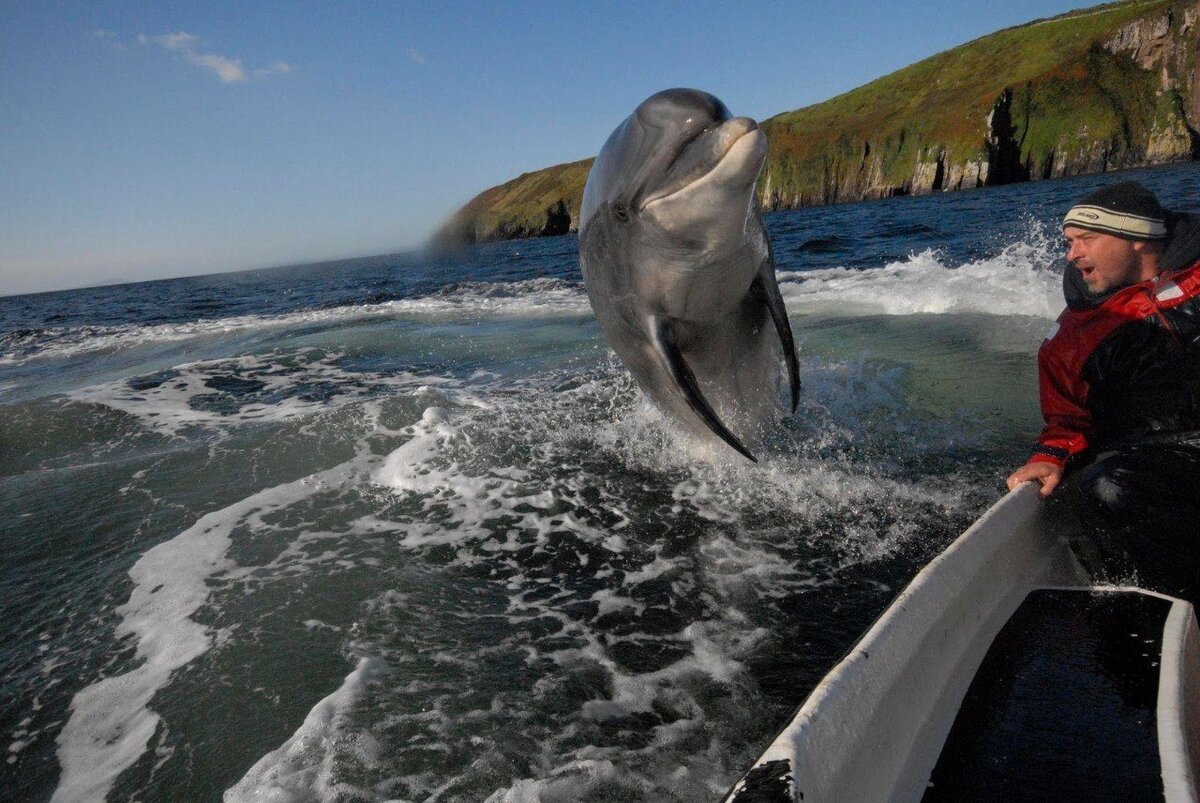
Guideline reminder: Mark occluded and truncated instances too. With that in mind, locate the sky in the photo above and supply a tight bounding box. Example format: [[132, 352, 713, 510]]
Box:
[[1, 0, 1096, 296]]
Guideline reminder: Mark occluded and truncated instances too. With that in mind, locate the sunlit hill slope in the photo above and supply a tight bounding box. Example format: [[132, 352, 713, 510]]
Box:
[[434, 0, 1199, 246]]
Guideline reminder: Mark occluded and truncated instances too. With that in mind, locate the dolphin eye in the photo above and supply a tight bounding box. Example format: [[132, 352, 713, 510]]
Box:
[[613, 203, 630, 223]]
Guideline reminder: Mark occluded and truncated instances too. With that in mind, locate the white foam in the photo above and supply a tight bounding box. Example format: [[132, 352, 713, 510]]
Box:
[[371, 405, 588, 552], [486, 759, 640, 802], [368, 357, 963, 573], [65, 349, 979, 802], [51, 459, 364, 803], [223, 657, 383, 803], [778, 225, 1064, 319], [67, 349, 461, 437], [485, 613, 769, 801], [352, 360, 967, 800]]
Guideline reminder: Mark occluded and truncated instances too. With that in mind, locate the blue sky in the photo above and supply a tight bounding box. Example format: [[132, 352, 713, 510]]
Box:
[[2, 1, 1091, 296]]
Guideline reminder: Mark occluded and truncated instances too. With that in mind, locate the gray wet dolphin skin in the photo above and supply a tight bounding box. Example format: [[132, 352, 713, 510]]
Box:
[[578, 88, 799, 461]]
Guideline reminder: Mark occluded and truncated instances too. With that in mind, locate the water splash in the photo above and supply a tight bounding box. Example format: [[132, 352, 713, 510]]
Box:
[[778, 219, 1064, 318]]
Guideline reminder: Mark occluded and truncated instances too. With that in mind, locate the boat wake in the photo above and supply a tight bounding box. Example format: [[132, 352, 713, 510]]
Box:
[[45, 349, 983, 802]]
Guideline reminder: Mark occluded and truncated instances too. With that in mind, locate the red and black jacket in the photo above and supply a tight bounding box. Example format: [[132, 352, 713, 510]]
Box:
[[1029, 213, 1200, 468]]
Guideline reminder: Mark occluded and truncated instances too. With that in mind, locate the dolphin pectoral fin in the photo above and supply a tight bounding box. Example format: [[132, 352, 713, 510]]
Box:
[[755, 255, 801, 413], [651, 316, 758, 463]]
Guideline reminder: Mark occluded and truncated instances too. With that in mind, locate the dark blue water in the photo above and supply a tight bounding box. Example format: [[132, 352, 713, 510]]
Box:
[[1, 162, 1197, 802], [7, 164, 1195, 335]]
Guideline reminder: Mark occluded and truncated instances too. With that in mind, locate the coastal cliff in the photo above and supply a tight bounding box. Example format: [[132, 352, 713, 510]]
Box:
[[434, 0, 1199, 246]]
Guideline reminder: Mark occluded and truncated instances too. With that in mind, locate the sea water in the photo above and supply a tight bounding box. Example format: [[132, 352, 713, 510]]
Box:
[[2, 163, 1197, 801]]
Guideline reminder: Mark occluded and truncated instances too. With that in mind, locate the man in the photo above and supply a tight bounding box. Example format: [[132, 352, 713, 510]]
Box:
[[1006, 180, 1200, 599]]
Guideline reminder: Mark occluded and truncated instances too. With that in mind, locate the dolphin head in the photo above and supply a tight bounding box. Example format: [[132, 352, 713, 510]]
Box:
[[580, 89, 768, 295], [579, 89, 798, 462]]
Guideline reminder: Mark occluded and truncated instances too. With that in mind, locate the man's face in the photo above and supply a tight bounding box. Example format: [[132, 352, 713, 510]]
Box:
[[1063, 226, 1147, 293]]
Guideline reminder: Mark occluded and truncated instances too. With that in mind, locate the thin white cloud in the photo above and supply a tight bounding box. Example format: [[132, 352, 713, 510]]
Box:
[[254, 62, 296, 78], [139, 30, 293, 85], [410, 48, 426, 64], [87, 29, 128, 51], [154, 32, 201, 52], [190, 52, 246, 83]]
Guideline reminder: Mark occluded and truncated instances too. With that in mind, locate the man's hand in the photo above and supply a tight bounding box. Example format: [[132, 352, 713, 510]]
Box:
[[1006, 461, 1063, 497]]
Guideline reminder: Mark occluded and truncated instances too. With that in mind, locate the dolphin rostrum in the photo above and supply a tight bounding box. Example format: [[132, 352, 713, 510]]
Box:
[[578, 88, 799, 461]]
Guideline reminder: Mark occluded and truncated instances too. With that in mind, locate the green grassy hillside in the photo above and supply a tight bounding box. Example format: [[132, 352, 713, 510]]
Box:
[[432, 159, 592, 246], [435, 0, 1198, 245]]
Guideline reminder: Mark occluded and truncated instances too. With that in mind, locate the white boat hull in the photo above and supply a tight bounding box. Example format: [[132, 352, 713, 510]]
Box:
[[725, 484, 1200, 802]]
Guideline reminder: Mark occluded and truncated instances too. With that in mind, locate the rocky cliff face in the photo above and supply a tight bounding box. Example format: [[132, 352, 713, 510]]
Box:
[[438, 1, 1200, 246], [758, 0, 1199, 212], [1105, 3, 1200, 161]]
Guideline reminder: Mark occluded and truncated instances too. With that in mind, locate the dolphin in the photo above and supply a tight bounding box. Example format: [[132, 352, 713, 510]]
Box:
[[578, 88, 799, 461]]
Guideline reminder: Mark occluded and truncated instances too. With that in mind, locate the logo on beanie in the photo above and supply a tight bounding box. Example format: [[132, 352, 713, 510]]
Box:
[[1062, 181, 1168, 239]]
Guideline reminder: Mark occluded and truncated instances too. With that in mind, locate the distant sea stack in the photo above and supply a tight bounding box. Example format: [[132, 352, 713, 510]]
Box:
[[433, 0, 1200, 247]]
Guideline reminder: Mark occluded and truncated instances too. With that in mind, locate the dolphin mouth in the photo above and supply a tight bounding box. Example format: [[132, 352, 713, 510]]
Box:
[[639, 117, 764, 210]]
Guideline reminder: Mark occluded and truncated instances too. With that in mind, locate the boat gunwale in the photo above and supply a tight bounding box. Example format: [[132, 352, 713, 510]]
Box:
[[723, 483, 1082, 802]]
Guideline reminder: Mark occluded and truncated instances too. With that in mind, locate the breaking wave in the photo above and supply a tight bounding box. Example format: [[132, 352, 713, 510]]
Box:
[[777, 222, 1065, 319], [0, 278, 590, 367]]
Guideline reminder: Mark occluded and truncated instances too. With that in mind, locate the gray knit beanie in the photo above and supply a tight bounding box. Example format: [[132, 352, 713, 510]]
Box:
[[1063, 181, 1167, 240]]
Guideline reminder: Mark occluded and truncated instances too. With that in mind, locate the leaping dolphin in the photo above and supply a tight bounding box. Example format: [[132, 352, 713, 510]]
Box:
[[578, 88, 799, 461]]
